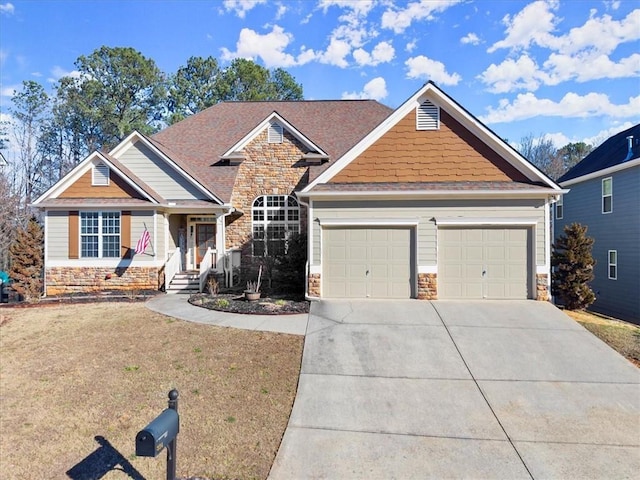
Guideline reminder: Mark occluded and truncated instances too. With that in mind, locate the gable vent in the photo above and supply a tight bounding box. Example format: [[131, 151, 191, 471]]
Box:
[[268, 123, 284, 143], [92, 162, 110, 186], [417, 99, 439, 131]]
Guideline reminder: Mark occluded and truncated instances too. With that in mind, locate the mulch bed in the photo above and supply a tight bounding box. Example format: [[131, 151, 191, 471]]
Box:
[[189, 293, 310, 315]]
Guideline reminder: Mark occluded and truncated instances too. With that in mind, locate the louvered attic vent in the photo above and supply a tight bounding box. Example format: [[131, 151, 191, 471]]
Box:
[[92, 162, 110, 186], [417, 99, 439, 131], [268, 123, 284, 143]]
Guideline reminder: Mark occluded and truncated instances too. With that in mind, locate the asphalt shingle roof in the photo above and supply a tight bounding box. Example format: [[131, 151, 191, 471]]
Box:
[[558, 123, 640, 183], [151, 100, 393, 203]]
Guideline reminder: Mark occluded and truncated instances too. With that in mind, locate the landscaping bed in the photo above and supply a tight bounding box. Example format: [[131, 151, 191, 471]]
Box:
[[189, 292, 310, 315]]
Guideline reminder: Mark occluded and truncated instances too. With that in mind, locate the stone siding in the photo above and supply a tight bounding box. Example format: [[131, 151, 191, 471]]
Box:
[[46, 266, 161, 296], [225, 130, 309, 259], [308, 273, 321, 297], [536, 273, 549, 301], [417, 273, 437, 300]]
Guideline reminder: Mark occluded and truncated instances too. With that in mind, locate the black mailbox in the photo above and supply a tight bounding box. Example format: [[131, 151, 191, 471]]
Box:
[[136, 408, 179, 457]]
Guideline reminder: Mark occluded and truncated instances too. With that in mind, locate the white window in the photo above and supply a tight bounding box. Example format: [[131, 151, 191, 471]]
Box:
[[556, 196, 563, 220], [416, 99, 439, 130], [92, 162, 110, 186], [252, 195, 299, 256], [268, 123, 284, 143], [608, 250, 617, 280], [80, 211, 120, 258], [602, 177, 612, 213]]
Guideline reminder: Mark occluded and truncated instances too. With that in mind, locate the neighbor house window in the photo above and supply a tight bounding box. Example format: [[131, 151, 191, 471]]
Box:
[[556, 196, 563, 220], [80, 211, 120, 258], [252, 195, 299, 256], [608, 250, 617, 280], [602, 177, 612, 213]]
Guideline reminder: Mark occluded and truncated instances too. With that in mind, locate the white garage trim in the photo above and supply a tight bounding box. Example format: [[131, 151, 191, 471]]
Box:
[[319, 218, 420, 226], [436, 217, 537, 226]]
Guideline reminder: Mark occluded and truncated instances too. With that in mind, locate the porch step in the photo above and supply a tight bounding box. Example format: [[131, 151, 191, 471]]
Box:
[[167, 271, 200, 294]]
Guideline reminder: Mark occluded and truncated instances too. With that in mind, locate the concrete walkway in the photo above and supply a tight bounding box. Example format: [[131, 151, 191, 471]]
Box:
[[145, 294, 308, 335], [269, 299, 640, 479]]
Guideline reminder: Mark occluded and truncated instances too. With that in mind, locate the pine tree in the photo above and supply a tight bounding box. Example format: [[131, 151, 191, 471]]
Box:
[[9, 217, 44, 302], [551, 223, 596, 310]]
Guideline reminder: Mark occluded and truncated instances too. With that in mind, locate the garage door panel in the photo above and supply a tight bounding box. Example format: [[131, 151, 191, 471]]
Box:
[[439, 228, 530, 300], [323, 227, 412, 299]]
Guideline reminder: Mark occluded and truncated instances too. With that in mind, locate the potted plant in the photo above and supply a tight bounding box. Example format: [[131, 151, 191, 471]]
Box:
[[244, 265, 262, 301]]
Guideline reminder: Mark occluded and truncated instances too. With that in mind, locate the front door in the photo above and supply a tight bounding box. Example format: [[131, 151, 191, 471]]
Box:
[[195, 224, 215, 267]]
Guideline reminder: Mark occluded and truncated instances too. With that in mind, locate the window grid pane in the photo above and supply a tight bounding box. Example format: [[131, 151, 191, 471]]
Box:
[[252, 195, 300, 256], [80, 211, 121, 258]]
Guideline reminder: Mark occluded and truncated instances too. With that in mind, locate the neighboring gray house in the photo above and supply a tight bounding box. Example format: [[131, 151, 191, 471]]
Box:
[[555, 124, 640, 323]]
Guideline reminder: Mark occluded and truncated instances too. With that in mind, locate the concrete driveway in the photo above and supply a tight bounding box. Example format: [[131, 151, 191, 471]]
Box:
[[269, 300, 640, 479]]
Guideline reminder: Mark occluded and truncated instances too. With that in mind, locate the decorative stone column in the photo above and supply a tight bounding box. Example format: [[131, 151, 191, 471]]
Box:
[[536, 273, 549, 301], [417, 273, 437, 300], [308, 273, 321, 298]]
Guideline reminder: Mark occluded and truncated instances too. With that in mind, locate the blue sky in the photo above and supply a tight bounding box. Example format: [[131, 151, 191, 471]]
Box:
[[1, 0, 638, 150]]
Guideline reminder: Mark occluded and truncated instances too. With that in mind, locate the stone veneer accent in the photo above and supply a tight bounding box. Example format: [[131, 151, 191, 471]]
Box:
[[46, 266, 161, 296], [417, 273, 437, 300], [225, 130, 309, 259], [308, 273, 321, 297], [536, 273, 549, 301]]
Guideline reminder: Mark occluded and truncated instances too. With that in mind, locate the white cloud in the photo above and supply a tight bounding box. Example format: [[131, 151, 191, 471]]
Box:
[[405, 55, 461, 85], [318, 37, 351, 67], [342, 77, 388, 100], [544, 52, 640, 84], [460, 33, 480, 45], [0, 84, 20, 97], [353, 41, 395, 66], [319, 0, 376, 18], [479, 55, 548, 93], [606, 1, 621, 10], [275, 2, 287, 20], [222, 0, 266, 18], [0, 2, 14, 15], [480, 92, 640, 124], [381, 0, 461, 34], [487, 0, 559, 53], [220, 25, 316, 68], [405, 40, 417, 53], [48, 66, 82, 83]]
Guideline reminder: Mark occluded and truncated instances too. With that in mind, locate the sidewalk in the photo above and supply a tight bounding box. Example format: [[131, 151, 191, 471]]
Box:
[[145, 294, 308, 336]]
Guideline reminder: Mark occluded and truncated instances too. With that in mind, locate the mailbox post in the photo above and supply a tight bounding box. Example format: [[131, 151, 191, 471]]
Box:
[[136, 389, 179, 480]]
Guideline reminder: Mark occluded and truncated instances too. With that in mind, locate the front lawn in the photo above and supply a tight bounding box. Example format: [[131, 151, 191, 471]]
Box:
[[565, 309, 640, 367], [0, 302, 303, 479]]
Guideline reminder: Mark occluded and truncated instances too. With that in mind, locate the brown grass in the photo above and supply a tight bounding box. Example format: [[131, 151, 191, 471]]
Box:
[[0, 302, 303, 479], [565, 310, 640, 367]]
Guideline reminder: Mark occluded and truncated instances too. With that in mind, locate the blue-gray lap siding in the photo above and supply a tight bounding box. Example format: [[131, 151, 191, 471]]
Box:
[[555, 166, 640, 323]]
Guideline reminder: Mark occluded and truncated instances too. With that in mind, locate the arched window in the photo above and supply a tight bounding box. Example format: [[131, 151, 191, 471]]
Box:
[[252, 195, 299, 256]]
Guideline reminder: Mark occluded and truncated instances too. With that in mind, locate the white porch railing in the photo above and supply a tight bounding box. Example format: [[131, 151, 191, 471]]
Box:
[[165, 248, 182, 290], [199, 248, 216, 292]]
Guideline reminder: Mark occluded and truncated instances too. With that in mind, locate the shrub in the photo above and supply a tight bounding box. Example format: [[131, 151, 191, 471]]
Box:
[[552, 222, 596, 310], [9, 217, 44, 302]]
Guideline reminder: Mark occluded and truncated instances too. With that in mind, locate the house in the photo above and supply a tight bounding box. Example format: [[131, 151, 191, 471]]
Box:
[[33, 82, 562, 300], [555, 124, 640, 322]]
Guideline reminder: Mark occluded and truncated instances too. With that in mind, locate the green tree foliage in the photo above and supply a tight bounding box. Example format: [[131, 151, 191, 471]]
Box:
[[168, 57, 303, 124], [54, 46, 166, 151], [552, 223, 596, 310], [519, 135, 593, 180], [9, 217, 44, 302], [218, 58, 303, 102], [168, 56, 222, 124]]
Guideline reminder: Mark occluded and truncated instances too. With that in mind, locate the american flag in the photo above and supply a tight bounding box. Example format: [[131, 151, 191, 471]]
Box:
[[135, 228, 151, 255]]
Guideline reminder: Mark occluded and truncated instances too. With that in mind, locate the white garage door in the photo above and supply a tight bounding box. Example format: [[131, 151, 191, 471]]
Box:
[[439, 227, 530, 299], [323, 227, 412, 298]]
